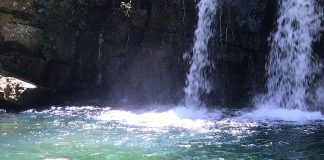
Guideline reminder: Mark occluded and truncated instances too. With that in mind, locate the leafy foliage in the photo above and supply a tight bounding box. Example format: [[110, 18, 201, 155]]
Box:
[[120, 1, 133, 17]]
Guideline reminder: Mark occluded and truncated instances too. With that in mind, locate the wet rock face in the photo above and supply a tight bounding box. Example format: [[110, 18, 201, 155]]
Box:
[[224, 0, 269, 33], [1, 23, 43, 52], [106, 45, 185, 105], [0, 0, 303, 107], [93, 0, 274, 106], [205, 0, 275, 106], [99, 1, 193, 105]]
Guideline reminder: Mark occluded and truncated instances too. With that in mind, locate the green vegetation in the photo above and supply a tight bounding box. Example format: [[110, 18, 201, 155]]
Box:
[[120, 0, 133, 17]]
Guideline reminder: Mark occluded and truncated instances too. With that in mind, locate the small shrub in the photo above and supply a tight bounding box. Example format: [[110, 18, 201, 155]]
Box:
[[120, 0, 132, 17]]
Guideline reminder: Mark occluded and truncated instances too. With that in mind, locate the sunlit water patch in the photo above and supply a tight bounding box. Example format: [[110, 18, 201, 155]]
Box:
[[0, 106, 324, 159], [96, 106, 221, 130]]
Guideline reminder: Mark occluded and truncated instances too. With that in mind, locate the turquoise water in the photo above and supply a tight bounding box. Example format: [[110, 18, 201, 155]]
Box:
[[0, 106, 324, 160]]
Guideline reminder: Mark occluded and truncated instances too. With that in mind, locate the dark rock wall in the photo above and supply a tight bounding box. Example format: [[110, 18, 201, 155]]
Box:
[[207, 0, 277, 106], [101, 0, 196, 105], [0, 0, 322, 107], [97, 0, 276, 107]]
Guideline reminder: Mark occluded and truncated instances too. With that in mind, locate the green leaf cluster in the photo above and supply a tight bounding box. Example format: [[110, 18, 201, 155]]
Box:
[[120, 1, 133, 17]]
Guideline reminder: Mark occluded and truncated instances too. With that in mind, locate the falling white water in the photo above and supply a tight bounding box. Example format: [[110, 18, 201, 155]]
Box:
[[257, 0, 324, 110], [184, 0, 218, 107]]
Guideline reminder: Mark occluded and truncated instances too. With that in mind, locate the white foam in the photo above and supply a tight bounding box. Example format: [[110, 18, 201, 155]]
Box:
[[239, 105, 323, 122], [95, 106, 221, 130]]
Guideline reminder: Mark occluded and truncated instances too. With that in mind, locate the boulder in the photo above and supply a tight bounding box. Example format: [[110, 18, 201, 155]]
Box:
[[0, 12, 27, 29], [0, 54, 46, 83], [0, 0, 34, 15], [0, 13, 29, 44], [0, 74, 50, 111], [1, 23, 44, 52]]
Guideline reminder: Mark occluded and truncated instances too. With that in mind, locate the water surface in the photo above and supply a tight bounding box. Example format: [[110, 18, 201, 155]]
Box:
[[0, 106, 324, 160]]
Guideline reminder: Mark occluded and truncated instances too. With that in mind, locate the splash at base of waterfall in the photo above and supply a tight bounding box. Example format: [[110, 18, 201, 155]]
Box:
[[239, 106, 323, 122], [96, 106, 221, 130]]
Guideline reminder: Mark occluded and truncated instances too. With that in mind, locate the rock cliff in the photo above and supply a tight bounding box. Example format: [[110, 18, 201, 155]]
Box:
[[0, 0, 322, 108]]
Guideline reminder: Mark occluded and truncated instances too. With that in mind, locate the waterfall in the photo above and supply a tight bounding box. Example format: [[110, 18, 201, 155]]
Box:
[[257, 0, 324, 110], [184, 0, 218, 107]]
